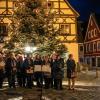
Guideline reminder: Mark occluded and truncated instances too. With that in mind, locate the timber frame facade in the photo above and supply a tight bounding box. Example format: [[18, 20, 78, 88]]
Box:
[[0, 0, 80, 62], [84, 14, 100, 67]]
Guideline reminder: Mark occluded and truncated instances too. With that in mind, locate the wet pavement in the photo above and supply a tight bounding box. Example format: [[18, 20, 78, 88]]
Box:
[[0, 71, 100, 100]]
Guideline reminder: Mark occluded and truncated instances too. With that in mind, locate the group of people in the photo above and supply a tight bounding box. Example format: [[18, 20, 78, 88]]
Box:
[[0, 52, 76, 90]]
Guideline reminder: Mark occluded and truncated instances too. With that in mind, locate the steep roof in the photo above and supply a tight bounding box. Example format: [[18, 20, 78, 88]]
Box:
[[77, 21, 88, 43]]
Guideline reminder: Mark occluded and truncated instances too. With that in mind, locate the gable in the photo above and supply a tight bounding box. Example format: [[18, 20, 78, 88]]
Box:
[[84, 14, 100, 42], [48, 0, 79, 17], [64, 0, 79, 17]]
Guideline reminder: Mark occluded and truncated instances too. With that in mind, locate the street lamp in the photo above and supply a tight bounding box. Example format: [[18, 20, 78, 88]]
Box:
[[25, 46, 37, 53], [25, 46, 31, 53]]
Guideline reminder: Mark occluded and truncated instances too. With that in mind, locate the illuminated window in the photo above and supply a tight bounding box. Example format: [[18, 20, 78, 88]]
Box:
[[60, 24, 70, 34]]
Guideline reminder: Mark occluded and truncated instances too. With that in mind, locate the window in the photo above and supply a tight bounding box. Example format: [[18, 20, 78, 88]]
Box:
[[86, 44, 89, 52], [60, 24, 70, 34], [91, 30, 94, 38], [97, 41, 100, 51], [90, 43, 93, 52], [97, 57, 100, 67], [79, 58, 84, 63], [84, 45, 86, 53], [92, 58, 96, 67], [86, 58, 90, 65], [0, 24, 8, 36], [80, 45, 83, 52], [93, 42, 97, 51]]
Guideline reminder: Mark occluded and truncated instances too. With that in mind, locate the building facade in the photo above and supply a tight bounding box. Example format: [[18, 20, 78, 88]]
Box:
[[0, 0, 79, 62], [84, 14, 100, 67]]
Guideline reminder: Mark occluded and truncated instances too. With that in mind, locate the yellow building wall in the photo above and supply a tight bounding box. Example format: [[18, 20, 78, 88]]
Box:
[[49, 0, 79, 62], [64, 43, 79, 62]]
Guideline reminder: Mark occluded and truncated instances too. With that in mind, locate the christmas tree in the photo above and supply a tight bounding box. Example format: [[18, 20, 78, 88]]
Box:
[[4, 0, 67, 55]]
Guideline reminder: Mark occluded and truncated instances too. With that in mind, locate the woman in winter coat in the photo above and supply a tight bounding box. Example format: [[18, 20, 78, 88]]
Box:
[[66, 54, 76, 90]]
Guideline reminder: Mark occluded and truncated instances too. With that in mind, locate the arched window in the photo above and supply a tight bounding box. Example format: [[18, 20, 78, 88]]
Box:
[[91, 30, 94, 38]]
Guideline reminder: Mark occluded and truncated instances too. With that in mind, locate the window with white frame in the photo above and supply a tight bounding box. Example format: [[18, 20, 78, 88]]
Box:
[[90, 43, 93, 52], [60, 24, 70, 34], [91, 30, 94, 38], [86, 44, 89, 52], [80, 45, 83, 52], [88, 44, 90, 52], [93, 42, 97, 51], [97, 41, 100, 51]]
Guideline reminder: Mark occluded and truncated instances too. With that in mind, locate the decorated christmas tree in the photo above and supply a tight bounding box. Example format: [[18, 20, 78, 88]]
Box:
[[4, 0, 67, 55]]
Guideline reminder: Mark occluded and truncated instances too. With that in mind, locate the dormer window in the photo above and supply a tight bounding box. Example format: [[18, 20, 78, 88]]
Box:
[[91, 30, 94, 38]]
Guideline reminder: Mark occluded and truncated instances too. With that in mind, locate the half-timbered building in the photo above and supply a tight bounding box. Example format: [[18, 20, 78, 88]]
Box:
[[84, 13, 100, 67], [0, 0, 79, 62]]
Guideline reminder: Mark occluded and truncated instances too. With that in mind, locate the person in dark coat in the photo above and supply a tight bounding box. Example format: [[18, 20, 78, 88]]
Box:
[[16, 55, 24, 87], [66, 54, 76, 90], [5, 53, 17, 88], [33, 54, 42, 88], [23, 55, 33, 88], [56, 55, 64, 90], [0, 54, 5, 88], [50, 54, 59, 89]]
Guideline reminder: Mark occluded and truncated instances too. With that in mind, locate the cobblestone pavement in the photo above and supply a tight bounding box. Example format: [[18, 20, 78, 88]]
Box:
[[0, 86, 100, 100], [0, 71, 100, 100]]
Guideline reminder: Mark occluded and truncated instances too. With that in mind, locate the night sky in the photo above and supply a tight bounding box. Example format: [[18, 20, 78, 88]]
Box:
[[67, 0, 100, 21]]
